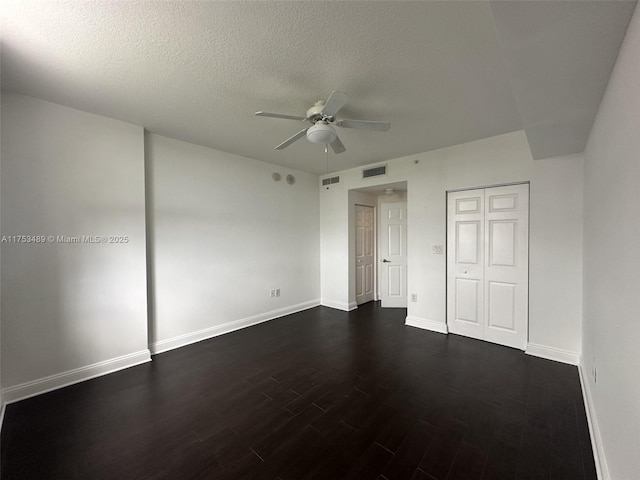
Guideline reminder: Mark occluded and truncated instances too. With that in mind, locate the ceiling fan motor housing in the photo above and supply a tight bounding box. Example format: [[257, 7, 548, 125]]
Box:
[[307, 121, 337, 144], [306, 101, 328, 122]]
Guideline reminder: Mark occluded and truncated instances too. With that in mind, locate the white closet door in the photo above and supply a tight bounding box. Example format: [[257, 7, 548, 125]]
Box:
[[447, 189, 485, 340], [447, 184, 529, 350], [483, 184, 529, 349]]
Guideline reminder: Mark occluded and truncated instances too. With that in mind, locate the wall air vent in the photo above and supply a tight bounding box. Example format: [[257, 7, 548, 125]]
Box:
[[321, 176, 340, 186], [362, 165, 387, 178]]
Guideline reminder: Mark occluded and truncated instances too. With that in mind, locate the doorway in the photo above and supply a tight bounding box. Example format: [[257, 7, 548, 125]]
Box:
[[446, 183, 529, 349], [350, 182, 408, 308]]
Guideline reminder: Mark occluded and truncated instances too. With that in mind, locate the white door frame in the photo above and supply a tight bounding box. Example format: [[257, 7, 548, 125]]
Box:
[[348, 184, 408, 310]]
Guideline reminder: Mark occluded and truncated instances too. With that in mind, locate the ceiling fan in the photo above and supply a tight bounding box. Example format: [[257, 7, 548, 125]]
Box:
[[255, 90, 390, 154]]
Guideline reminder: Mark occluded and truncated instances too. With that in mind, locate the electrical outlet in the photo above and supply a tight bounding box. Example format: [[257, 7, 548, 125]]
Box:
[[432, 244, 444, 255], [410, 293, 417, 302], [276, 288, 280, 297], [270, 289, 276, 298]]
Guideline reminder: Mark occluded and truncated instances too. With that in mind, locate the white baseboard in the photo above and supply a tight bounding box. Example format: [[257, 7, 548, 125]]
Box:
[[151, 299, 320, 355], [1, 349, 152, 404], [525, 342, 580, 365], [405, 316, 448, 334], [320, 299, 357, 311], [579, 363, 608, 480]]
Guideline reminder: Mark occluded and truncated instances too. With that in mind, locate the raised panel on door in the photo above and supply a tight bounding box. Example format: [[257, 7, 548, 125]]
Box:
[[455, 278, 481, 325], [364, 264, 374, 297], [364, 226, 373, 257], [487, 281, 516, 331], [388, 265, 402, 296], [488, 220, 517, 267], [387, 226, 403, 257], [356, 265, 364, 297], [484, 184, 529, 349], [456, 221, 481, 265], [447, 189, 485, 340]]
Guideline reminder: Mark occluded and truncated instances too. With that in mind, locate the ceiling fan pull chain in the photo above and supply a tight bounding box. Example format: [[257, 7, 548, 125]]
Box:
[[326, 146, 329, 175]]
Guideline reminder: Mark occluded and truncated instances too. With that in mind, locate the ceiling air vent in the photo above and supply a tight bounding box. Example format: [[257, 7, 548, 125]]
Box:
[[321, 176, 340, 186], [362, 165, 387, 178]]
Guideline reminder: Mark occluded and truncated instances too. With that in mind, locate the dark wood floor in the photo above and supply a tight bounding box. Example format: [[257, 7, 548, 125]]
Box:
[[2, 303, 595, 479]]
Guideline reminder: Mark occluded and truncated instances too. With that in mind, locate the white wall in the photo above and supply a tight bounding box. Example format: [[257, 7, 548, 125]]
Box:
[[320, 130, 584, 359], [147, 134, 320, 352], [0, 93, 149, 399], [0, 94, 321, 400], [582, 4, 640, 479]]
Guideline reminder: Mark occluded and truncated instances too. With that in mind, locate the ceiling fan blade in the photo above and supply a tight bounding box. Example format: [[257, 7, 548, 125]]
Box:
[[255, 111, 306, 121], [336, 119, 390, 131], [330, 135, 346, 154], [321, 90, 349, 118], [275, 128, 308, 150]]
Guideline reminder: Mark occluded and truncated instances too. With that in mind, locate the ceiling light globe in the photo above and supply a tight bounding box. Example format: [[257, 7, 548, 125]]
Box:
[[307, 122, 337, 145]]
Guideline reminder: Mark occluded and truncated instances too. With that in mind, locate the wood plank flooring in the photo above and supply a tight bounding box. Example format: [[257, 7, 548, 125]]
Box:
[[1, 303, 596, 479]]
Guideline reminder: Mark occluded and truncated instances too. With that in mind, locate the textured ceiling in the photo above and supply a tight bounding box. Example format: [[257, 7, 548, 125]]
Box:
[[1, 1, 636, 174]]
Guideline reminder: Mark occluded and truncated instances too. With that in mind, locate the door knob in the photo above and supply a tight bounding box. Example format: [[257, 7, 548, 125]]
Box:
[[382, 259, 391, 263], [463, 269, 468, 274]]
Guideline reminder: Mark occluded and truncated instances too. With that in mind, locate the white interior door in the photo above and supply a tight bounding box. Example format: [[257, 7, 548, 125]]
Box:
[[380, 202, 407, 308], [355, 205, 375, 305], [447, 184, 529, 350]]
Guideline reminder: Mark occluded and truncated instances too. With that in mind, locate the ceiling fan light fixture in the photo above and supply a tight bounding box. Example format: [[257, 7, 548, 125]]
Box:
[[306, 121, 337, 145], [256, 90, 389, 154]]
